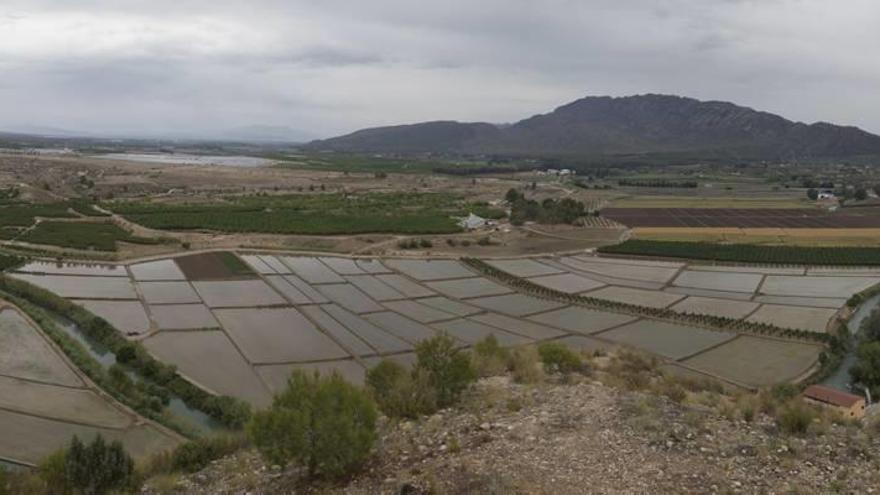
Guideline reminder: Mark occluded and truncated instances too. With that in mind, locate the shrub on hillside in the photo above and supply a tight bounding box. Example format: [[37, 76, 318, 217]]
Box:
[[249, 371, 377, 479], [366, 360, 436, 419], [537, 342, 584, 375], [415, 333, 476, 408], [508, 346, 545, 384], [472, 335, 510, 377], [40, 435, 135, 494], [776, 399, 816, 435]]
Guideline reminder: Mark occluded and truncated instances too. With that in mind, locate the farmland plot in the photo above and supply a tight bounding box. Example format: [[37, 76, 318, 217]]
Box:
[[10, 273, 137, 299], [672, 270, 763, 293], [670, 297, 760, 320], [468, 293, 565, 317], [426, 277, 512, 299], [383, 300, 459, 323], [320, 257, 366, 275], [256, 360, 366, 392], [0, 309, 82, 387], [239, 255, 275, 274], [214, 308, 349, 363], [316, 283, 384, 313], [322, 304, 412, 354], [663, 286, 756, 301], [760, 275, 877, 299], [375, 274, 436, 298], [192, 280, 286, 307], [583, 286, 685, 309], [418, 296, 482, 317], [0, 377, 130, 429], [683, 336, 821, 387], [470, 313, 566, 340], [279, 256, 344, 284], [384, 259, 474, 281], [266, 275, 324, 304], [258, 255, 291, 274], [137, 281, 201, 305], [73, 300, 151, 335], [435, 319, 530, 345], [16, 261, 127, 277], [150, 304, 219, 330], [129, 259, 186, 281], [299, 305, 375, 356], [597, 321, 734, 360], [753, 295, 846, 309], [485, 259, 563, 278], [365, 311, 439, 344], [355, 259, 391, 274], [527, 307, 636, 334], [562, 256, 682, 284], [528, 273, 605, 293], [746, 305, 837, 333], [143, 331, 272, 407], [345, 275, 406, 301]]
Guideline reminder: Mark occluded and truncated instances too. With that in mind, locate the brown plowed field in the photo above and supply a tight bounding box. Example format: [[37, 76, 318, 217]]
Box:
[[602, 208, 880, 228]]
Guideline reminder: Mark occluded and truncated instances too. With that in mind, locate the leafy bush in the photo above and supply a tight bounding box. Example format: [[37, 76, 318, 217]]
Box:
[[471, 334, 510, 377], [508, 346, 544, 384], [249, 371, 377, 479], [366, 360, 436, 419], [415, 333, 476, 408], [537, 342, 584, 374], [43, 435, 135, 494], [776, 399, 816, 435]]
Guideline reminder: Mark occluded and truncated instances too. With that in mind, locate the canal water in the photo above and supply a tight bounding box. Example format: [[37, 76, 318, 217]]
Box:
[[50, 313, 224, 435], [821, 294, 880, 392]]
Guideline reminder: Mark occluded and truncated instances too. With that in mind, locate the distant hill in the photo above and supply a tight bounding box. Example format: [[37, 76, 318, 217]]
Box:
[[305, 94, 880, 159]]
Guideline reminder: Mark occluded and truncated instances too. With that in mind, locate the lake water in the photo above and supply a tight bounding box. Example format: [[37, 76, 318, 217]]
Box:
[[95, 153, 272, 168]]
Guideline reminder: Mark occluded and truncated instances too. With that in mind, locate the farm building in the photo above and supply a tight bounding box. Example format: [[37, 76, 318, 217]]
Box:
[[802, 385, 865, 419], [458, 213, 487, 230]]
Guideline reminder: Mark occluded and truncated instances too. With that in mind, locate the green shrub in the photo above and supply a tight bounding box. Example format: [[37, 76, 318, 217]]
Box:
[[171, 435, 249, 473], [51, 435, 135, 495], [508, 346, 544, 384], [248, 371, 377, 480], [537, 342, 584, 374], [776, 399, 816, 435], [366, 360, 436, 419], [415, 333, 476, 408], [472, 335, 510, 377]]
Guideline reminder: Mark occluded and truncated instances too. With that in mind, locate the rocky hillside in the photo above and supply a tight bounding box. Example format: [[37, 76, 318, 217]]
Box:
[[305, 94, 880, 159], [144, 368, 880, 494]]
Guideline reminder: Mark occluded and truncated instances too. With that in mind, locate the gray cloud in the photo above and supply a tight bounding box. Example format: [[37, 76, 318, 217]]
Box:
[[0, 0, 879, 138]]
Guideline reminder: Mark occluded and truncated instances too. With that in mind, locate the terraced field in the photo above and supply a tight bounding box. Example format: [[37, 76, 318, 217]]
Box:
[[0, 305, 179, 466], [10, 250, 871, 404]]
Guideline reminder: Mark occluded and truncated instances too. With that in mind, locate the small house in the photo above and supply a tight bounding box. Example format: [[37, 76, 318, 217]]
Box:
[[802, 385, 865, 419], [458, 213, 487, 231]]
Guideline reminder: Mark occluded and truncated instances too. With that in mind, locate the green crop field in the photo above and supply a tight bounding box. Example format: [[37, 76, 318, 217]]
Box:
[[107, 193, 487, 235], [599, 239, 880, 265], [20, 222, 135, 251], [269, 153, 495, 174]]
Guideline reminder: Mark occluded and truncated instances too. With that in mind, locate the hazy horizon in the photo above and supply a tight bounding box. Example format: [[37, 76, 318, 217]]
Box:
[[2, 1, 880, 140]]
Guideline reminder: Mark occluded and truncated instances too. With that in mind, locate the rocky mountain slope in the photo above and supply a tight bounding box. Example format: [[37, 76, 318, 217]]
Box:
[[305, 94, 880, 159], [144, 374, 880, 494]]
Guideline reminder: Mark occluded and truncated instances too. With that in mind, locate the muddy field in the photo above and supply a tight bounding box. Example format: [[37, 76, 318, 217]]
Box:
[[603, 207, 880, 228]]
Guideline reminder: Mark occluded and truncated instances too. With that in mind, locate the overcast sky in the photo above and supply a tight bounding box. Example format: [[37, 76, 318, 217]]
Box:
[[1, 0, 879, 140]]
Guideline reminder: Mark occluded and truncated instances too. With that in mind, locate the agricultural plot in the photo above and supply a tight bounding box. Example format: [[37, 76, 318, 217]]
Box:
[[175, 252, 254, 280], [239, 255, 275, 274], [129, 259, 186, 281], [688, 265, 805, 276], [375, 274, 436, 298], [435, 319, 530, 345], [382, 300, 460, 323], [528, 273, 605, 293], [345, 275, 405, 301], [484, 259, 563, 278], [258, 255, 291, 274], [0, 309, 82, 387], [752, 296, 846, 309], [322, 305, 411, 353], [279, 256, 344, 284], [0, 307, 179, 466], [192, 280, 286, 308], [299, 305, 375, 356], [384, 259, 474, 281], [746, 305, 837, 333], [683, 336, 821, 387], [470, 313, 566, 340], [356, 259, 391, 274], [143, 331, 272, 407], [214, 308, 349, 363], [320, 257, 365, 275], [760, 275, 877, 299], [316, 283, 384, 313], [264, 275, 314, 304], [582, 286, 685, 309], [10, 273, 137, 299], [256, 360, 366, 392], [554, 335, 618, 354], [663, 286, 756, 301], [418, 296, 482, 317], [672, 270, 763, 294], [601, 208, 880, 228], [137, 281, 201, 305], [468, 293, 565, 317], [149, 304, 219, 330], [426, 277, 512, 299], [72, 300, 151, 335], [670, 297, 760, 320], [16, 261, 127, 277], [596, 321, 734, 360], [528, 307, 636, 335], [364, 311, 439, 344], [561, 256, 682, 284]]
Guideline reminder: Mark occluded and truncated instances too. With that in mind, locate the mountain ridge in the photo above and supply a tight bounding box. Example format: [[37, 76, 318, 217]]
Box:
[[305, 94, 880, 159]]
